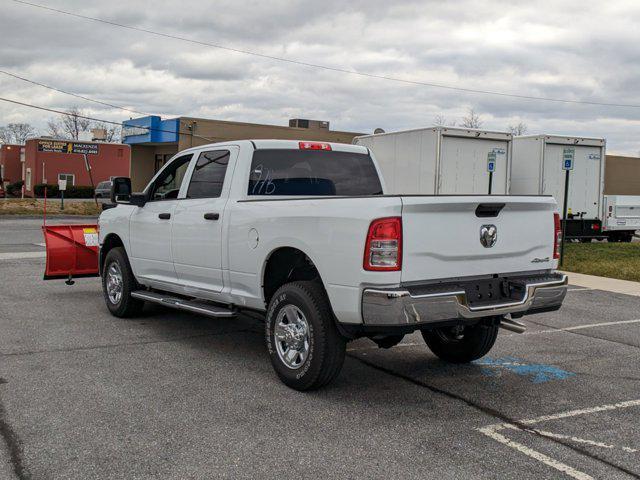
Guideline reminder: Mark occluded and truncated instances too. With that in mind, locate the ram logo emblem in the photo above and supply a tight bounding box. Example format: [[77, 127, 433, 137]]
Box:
[[480, 224, 498, 248]]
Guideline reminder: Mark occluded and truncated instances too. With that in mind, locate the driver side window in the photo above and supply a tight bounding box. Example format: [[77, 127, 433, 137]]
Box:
[[148, 154, 193, 201]]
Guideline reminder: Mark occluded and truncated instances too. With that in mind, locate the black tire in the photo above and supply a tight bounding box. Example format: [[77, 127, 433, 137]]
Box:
[[421, 319, 499, 363], [102, 247, 144, 317], [265, 280, 346, 391]]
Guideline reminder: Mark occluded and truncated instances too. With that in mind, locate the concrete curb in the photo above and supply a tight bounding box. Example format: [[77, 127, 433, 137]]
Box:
[[561, 270, 640, 297]]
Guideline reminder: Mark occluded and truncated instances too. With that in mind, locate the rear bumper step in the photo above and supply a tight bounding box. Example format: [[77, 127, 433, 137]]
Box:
[[361, 274, 567, 326], [131, 291, 237, 318]]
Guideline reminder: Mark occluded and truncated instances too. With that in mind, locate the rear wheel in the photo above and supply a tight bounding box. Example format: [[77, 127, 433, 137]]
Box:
[[421, 320, 499, 363], [266, 280, 346, 391], [102, 247, 144, 317]]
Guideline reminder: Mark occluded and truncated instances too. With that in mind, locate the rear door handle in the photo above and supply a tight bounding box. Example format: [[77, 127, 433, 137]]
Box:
[[158, 213, 171, 220], [204, 212, 220, 221]]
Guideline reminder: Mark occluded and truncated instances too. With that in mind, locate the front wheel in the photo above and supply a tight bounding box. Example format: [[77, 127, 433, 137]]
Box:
[[421, 319, 499, 363], [265, 281, 346, 391], [102, 247, 144, 317]]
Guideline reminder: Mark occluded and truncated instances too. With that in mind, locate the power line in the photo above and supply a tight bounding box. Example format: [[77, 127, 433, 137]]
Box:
[[0, 96, 218, 143], [0, 69, 151, 117], [10, 0, 640, 110]]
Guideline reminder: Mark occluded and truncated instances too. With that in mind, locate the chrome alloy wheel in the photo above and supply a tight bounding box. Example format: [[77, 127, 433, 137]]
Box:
[[274, 305, 310, 370], [106, 261, 124, 305]]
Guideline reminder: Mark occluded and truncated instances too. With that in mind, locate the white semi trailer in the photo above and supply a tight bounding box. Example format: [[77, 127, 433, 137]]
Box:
[[511, 135, 606, 241], [353, 127, 512, 195]]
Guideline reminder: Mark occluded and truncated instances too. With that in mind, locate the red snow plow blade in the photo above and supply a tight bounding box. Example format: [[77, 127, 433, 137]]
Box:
[[42, 224, 100, 282]]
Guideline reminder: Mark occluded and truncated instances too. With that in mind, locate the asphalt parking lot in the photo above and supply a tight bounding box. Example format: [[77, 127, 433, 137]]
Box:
[[1, 217, 639, 479]]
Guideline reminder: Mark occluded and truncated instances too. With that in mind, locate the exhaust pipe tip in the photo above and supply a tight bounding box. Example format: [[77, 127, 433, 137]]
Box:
[[500, 317, 527, 334]]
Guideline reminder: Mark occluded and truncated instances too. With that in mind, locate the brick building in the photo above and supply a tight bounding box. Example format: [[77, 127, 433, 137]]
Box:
[[0, 144, 23, 185], [21, 138, 131, 196]]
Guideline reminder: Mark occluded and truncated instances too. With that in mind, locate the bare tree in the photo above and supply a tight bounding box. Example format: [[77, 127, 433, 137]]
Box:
[[508, 122, 528, 136], [460, 108, 483, 129], [433, 114, 456, 127], [0, 123, 36, 144], [92, 122, 121, 143], [46, 107, 92, 140]]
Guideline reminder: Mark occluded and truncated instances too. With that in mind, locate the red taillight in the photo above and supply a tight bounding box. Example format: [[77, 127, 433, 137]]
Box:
[[553, 213, 562, 260], [299, 141, 331, 151], [592, 223, 600, 231], [364, 217, 402, 271]]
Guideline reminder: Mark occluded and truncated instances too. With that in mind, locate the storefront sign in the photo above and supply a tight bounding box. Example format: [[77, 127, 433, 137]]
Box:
[[37, 140, 99, 155]]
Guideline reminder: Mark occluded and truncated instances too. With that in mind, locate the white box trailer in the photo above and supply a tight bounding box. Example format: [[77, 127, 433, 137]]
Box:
[[353, 127, 512, 195], [511, 135, 606, 240], [603, 195, 640, 242]]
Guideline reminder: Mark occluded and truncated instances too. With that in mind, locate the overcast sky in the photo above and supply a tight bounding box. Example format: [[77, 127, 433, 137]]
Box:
[[2, 0, 640, 154]]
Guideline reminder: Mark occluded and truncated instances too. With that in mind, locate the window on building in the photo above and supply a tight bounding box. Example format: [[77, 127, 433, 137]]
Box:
[[187, 151, 230, 199], [26, 168, 32, 191], [58, 173, 75, 186], [154, 154, 165, 173], [148, 154, 192, 201]]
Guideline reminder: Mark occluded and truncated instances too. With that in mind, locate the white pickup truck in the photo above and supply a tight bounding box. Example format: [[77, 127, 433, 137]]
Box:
[[99, 139, 567, 390]]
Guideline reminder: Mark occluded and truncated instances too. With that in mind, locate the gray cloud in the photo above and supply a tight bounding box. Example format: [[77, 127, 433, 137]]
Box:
[[1, 0, 640, 154]]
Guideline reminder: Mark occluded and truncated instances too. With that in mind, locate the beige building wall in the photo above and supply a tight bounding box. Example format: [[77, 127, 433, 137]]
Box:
[[130, 117, 365, 190], [605, 155, 640, 195], [177, 117, 364, 151], [129, 144, 178, 191]]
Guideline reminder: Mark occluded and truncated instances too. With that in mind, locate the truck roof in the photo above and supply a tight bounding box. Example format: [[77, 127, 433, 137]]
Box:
[[178, 139, 369, 155]]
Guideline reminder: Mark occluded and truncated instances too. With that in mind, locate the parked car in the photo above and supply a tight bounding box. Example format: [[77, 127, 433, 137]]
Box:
[[97, 140, 568, 390], [94, 180, 113, 198]]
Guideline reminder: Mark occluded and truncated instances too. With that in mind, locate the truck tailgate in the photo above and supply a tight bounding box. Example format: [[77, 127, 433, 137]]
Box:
[[400, 196, 558, 283]]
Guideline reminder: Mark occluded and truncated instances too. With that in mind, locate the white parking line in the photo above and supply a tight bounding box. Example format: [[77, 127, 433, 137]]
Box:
[[346, 319, 640, 352], [520, 427, 638, 454], [0, 251, 46, 260], [524, 318, 640, 335], [478, 399, 640, 480], [478, 425, 594, 480]]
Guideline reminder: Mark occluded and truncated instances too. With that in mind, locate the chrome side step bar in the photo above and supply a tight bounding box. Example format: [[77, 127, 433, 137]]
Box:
[[131, 290, 237, 318]]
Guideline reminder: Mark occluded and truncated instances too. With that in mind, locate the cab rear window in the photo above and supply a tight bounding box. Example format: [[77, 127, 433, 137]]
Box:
[[248, 149, 382, 196]]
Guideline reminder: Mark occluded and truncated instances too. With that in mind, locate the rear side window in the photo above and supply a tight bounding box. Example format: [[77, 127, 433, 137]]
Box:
[[187, 150, 230, 199], [248, 149, 382, 196]]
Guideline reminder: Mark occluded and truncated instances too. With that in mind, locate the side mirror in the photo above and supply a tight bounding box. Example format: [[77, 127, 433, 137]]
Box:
[[110, 177, 132, 203], [129, 193, 147, 207]]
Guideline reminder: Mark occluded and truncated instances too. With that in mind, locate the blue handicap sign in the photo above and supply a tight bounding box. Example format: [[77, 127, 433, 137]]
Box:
[[488, 161, 495, 172], [563, 147, 575, 170]]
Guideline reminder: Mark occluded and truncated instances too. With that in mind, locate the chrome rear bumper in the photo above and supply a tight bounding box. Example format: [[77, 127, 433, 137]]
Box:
[[361, 274, 568, 326]]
